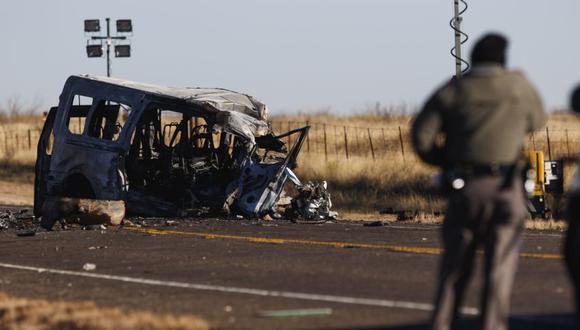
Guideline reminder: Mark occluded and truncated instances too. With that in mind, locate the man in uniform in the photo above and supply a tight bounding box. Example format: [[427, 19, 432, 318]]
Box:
[[411, 33, 545, 330]]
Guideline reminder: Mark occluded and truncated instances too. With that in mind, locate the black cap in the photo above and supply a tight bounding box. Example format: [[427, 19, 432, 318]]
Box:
[[470, 33, 508, 67], [571, 85, 580, 113]]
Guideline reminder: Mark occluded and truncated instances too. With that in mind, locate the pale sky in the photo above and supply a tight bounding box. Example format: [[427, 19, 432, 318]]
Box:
[[1, 0, 579, 114]]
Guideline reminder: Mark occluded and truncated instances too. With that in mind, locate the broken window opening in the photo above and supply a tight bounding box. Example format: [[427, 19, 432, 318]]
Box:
[[86, 100, 132, 141], [66, 95, 92, 135], [126, 106, 208, 207]]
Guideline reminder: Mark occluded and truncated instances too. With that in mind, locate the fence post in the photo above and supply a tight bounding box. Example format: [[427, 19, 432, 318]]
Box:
[[15, 133, 19, 150], [323, 124, 328, 161], [545, 127, 552, 160], [367, 128, 376, 160], [3, 132, 7, 153], [334, 125, 339, 158], [531, 132, 536, 150], [566, 129, 571, 158], [398, 126, 406, 162], [381, 128, 387, 156], [287, 121, 292, 146], [27, 129, 32, 150], [343, 126, 349, 160], [354, 127, 359, 154], [306, 120, 310, 153]]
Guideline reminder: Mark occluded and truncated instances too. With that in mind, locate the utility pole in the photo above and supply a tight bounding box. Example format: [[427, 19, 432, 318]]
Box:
[[450, 0, 469, 78], [106, 18, 112, 77], [453, 1, 463, 78], [84, 18, 133, 77]]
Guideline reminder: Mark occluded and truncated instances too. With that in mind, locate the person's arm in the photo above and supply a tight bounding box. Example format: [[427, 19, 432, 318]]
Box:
[[412, 92, 445, 166]]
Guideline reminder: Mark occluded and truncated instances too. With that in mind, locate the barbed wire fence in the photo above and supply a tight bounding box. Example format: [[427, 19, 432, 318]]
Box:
[[0, 121, 579, 162], [271, 121, 580, 162], [0, 128, 42, 156], [270, 121, 409, 162]]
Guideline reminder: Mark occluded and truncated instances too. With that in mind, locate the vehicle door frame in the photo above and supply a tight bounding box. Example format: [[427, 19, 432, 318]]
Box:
[[33, 107, 58, 216]]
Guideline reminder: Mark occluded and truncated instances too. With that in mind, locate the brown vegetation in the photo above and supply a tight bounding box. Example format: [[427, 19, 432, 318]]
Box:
[[273, 112, 580, 218], [0, 105, 578, 220], [293, 155, 441, 213], [0, 292, 208, 330]]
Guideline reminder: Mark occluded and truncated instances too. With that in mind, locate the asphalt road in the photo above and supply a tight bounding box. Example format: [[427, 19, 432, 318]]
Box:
[[0, 216, 576, 330]]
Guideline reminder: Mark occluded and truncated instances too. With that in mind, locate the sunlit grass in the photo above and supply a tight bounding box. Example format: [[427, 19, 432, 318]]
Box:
[[0, 107, 578, 219]]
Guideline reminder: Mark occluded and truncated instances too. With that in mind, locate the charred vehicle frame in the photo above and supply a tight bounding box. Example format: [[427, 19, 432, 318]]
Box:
[[34, 75, 327, 228]]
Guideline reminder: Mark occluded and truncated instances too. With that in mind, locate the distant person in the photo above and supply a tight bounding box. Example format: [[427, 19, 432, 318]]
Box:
[[565, 84, 580, 326], [411, 33, 545, 330]]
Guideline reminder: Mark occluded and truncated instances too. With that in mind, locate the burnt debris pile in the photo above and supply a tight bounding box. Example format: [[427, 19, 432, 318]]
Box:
[[284, 181, 338, 222], [0, 209, 36, 231]]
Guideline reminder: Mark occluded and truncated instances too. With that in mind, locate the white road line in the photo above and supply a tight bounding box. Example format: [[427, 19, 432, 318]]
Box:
[[0, 262, 478, 316]]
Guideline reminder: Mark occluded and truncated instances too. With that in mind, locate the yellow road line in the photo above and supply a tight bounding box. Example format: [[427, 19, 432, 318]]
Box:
[[519, 252, 562, 260], [124, 227, 563, 260]]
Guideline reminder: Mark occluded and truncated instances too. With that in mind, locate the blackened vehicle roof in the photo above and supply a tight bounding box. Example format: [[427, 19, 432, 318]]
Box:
[[74, 75, 270, 142], [77, 75, 269, 122]]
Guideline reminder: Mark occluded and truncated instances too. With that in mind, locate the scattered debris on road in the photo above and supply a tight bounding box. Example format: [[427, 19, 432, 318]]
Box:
[[380, 208, 443, 222], [0, 208, 38, 236], [35, 75, 336, 229], [257, 308, 333, 318], [82, 263, 97, 271], [284, 181, 338, 222], [88, 245, 108, 250], [0, 209, 33, 229], [16, 230, 36, 237], [363, 221, 386, 227]]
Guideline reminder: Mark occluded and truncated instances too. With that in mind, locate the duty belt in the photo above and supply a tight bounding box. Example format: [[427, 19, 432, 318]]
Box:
[[455, 164, 514, 177]]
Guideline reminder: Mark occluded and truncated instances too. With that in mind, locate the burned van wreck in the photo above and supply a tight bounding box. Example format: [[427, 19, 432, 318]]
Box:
[[35, 75, 336, 229]]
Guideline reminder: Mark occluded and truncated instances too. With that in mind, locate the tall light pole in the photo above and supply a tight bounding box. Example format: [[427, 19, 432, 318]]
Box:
[[84, 18, 133, 77], [450, 1, 469, 78]]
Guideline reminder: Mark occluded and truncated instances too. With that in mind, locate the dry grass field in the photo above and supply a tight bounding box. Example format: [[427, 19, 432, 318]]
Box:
[[0, 103, 578, 222], [272, 111, 580, 218]]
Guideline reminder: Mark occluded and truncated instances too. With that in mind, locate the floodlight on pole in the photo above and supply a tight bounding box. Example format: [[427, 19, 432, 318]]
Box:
[[115, 45, 131, 57], [84, 17, 132, 77], [84, 19, 100, 32], [116, 19, 133, 33], [86, 44, 103, 58]]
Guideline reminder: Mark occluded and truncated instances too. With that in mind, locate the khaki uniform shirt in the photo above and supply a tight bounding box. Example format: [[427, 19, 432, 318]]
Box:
[[412, 64, 546, 167]]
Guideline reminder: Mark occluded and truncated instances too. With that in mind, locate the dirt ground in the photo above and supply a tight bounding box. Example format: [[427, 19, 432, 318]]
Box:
[[0, 179, 34, 206]]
